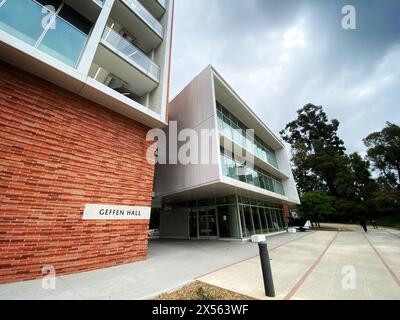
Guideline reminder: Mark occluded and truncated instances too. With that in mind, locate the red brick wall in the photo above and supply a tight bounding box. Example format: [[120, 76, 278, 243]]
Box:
[[0, 62, 156, 284]]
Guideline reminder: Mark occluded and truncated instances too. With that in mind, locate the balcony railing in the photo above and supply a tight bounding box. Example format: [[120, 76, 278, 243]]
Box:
[[156, 0, 167, 9], [122, 0, 163, 38], [220, 151, 285, 196], [102, 26, 160, 82], [93, 0, 105, 6], [217, 102, 279, 169], [0, 0, 87, 67]]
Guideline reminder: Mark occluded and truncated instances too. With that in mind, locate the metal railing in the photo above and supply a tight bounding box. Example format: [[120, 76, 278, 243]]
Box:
[[102, 26, 160, 82], [122, 0, 163, 38]]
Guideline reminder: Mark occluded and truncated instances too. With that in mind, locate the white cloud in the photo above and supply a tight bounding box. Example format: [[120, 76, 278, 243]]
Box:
[[170, 0, 400, 155], [283, 28, 306, 48]]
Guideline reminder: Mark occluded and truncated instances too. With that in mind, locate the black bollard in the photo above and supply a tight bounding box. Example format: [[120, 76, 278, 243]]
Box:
[[258, 241, 276, 297]]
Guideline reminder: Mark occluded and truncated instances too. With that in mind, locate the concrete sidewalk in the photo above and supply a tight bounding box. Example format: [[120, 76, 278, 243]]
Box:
[[198, 228, 400, 300], [0, 232, 305, 300]]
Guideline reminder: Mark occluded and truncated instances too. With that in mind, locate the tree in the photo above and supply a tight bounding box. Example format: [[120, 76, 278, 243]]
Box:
[[298, 191, 335, 224], [335, 153, 378, 201], [282, 105, 398, 224], [369, 189, 400, 217], [364, 122, 400, 189], [280, 104, 347, 195]]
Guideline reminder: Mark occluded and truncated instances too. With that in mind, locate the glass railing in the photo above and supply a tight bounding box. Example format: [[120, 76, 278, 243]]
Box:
[[93, 0, 105, 6], [38, 16, 87, 67], [101, 26, 160, 82], [156, 0, 167, 9], [0, 0, 87, 67], [217, 101, 279, 169], [220, 151, 285, 196], [122, 0, 163, 38]]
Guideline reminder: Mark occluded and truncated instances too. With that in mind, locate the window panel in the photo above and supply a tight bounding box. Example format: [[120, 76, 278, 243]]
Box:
[[252, 207, 263, 234]]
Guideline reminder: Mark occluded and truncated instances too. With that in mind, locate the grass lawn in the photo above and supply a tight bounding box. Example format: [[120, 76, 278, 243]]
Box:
[[154, 281, 255, 300]]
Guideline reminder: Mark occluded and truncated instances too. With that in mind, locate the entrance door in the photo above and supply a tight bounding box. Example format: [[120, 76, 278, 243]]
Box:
[[198, 208, 218, 239]]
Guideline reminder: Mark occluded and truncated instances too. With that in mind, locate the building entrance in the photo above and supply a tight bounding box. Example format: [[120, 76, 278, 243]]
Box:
[[189, 207, 218, 239]]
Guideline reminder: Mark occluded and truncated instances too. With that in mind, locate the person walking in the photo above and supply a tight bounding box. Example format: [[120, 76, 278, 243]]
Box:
[[360, 218, 368, 232], [371, 219, 378, 230]]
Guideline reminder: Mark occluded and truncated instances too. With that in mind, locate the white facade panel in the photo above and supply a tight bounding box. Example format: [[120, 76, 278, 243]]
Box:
[[155, 65, 301, 207]]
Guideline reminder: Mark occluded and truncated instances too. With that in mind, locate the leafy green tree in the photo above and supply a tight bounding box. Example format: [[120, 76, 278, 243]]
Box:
[[335, 153, 378, 201], [369, 189, 400, 217], [281, 104, 383, 222], [364, 122, 400, 189], [298, 191, 335, 224], [280, 104, 347, 196]]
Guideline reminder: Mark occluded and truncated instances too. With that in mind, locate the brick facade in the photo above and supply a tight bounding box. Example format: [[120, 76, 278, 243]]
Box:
[[0, 62, 156, 284]]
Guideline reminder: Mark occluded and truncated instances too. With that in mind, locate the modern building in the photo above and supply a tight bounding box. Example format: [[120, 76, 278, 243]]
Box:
[[154, 66, 300, 240], [0, 0, 174, 283]]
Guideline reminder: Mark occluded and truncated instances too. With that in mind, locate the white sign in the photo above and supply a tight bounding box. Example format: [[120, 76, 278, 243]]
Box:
[[83, 204, 151, 220]]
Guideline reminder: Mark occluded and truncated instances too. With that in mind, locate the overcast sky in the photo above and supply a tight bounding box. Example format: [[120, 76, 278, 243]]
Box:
[[169, 0, 400, 155]]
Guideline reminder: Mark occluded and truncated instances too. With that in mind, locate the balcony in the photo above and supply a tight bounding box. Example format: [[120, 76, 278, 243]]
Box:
[[216, 102, 280, 169], [111, 0, 163, 53], [90, 26, 159, 99], [0, 0, 88, 68], [64, 0, 103, 22], [138, 0, 166, 19], [220, 151, 286, 197]]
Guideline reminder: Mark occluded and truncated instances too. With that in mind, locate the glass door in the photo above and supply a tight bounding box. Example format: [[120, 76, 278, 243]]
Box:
[[198, 208, 218, 239], [189, 209, 198, 239]]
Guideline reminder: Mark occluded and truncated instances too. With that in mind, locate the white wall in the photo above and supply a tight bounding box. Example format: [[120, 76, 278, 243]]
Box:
[[148, 0, 174, 116], [275, 147, 301, 205], [155, 66, 221, 197]]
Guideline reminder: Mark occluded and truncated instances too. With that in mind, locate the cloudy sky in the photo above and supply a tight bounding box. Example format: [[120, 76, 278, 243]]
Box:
[[169, 0, 400, 155]]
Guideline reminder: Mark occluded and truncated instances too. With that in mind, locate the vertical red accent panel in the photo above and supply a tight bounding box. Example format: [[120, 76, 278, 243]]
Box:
[[165, 0, 176, 122]]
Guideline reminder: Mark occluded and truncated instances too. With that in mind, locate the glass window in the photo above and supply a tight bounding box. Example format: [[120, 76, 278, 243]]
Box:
[[217, 206, 240, 238], [221, 153, 229, 177], [252, 169, 260, 187], [189, 210, 198, 239], [232, 123, 242, 145], [277, 210, 286, 229], [271, 209, 280, 231], [220, 148, 284, 195], [266, 208, 276, 231], [227, 158, 237, 179], [236, 163, 246, 183], [239, 206, 247, 237], [245, 168, 254, 185], [259, 207, 270, 233], [216, 102, 279, 168], [222, 116, 232, 139], [243, 206, 255, 236], [58, 4, 92, 35], [252, 207, 263, 234], [198, 198, 215, 207], [262, 149, 268, 161], [259, 173, 266, 189]]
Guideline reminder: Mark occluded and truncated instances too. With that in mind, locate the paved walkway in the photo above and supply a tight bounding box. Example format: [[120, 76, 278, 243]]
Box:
[[0, 231, 305, 300], [198, 228, 400, 300]]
